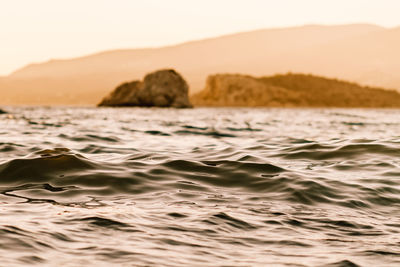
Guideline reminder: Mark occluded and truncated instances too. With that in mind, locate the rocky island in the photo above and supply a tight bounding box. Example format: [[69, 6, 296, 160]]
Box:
[[98, 69, 192, 108], [191, 73, 400, 107]]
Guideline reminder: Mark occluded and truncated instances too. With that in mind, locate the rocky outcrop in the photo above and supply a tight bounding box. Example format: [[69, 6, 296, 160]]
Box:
[[0, 108, 7, 114], [191, 73, 400, 107], [191, 74, 297, 107], [98, 69, 192, 108]]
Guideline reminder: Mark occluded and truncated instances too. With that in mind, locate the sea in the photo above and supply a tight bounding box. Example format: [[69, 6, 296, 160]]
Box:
[[0, 107, 399, 267]]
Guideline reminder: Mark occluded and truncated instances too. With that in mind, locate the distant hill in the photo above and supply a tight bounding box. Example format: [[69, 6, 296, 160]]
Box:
[[1, 23, 400, 105], [191, 73, 400, 107]]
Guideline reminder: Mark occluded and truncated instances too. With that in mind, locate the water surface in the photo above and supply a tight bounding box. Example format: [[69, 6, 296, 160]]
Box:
[[0, 107, 399, 266]]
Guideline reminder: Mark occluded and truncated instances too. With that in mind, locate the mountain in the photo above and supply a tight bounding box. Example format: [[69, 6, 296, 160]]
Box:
[[191, 73, 400, 107], [1, 23, 399, 105]]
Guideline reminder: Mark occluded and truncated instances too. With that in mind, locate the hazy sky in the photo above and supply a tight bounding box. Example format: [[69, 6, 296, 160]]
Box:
[[0, 0, 399, 75]]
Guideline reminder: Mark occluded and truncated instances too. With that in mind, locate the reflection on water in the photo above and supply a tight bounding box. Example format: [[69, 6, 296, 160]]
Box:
[[0, 107, 400, 266]]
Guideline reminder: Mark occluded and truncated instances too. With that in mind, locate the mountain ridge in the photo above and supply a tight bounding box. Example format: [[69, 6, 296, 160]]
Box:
[[1, 23, 398, 105], [8, 23, 384, 78]]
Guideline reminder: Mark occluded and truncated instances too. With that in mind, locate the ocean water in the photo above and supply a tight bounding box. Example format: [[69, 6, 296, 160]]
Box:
[[0, 107, 399, 267]]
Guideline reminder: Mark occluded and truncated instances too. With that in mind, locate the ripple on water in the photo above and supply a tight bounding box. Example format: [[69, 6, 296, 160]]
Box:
[[0, 107, 400, 266]]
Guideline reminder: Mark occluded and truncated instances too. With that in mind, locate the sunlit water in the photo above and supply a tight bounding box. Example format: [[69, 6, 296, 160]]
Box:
[[0, 107, 400, 266]]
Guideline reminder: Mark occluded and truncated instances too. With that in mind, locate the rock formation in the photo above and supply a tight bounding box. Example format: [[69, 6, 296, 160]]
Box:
[[0, 108, 7, 114], [191, 73, 400, 107], [191, 74, 296, 107], [98, 69, 192, 108]]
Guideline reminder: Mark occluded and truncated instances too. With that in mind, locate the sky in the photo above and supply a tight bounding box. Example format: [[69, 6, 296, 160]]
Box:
[[0, 0, 399, 76]]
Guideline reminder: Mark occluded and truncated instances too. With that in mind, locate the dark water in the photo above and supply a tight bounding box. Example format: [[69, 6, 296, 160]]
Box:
[[1, 107, 400, 266]]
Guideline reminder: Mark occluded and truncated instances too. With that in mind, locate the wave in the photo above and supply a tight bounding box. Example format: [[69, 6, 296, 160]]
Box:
[[1, 146, 399, 210], [280, 142, 400, 160]]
